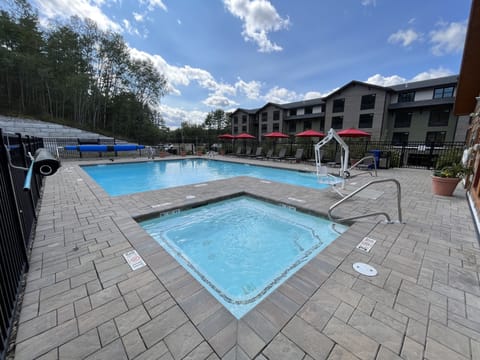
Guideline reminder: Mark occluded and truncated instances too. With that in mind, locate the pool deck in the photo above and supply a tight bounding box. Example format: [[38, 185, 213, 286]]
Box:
[[12, 155, 480, 359]]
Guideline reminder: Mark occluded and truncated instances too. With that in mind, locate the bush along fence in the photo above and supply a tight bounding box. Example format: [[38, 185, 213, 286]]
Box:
[[0, 130, 45, 360]]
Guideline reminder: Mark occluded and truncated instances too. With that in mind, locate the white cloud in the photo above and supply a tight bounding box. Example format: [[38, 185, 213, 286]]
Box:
[[361, 0, 376, 6], [223, 0, 290, 53], [32, 0, 122, 32], [158, 104, 207, 128], [366, 67, 454, 87], [263, 86, 300, 103], [429, 21, 467, 56], [140, 0, 167, 12], [304, 91, 323, 100], [129, 47, 240, 109], [133, 12, 144, 22], [203, 95, 238, 108], [122, 19, 140, 36], [235, 78, 262, 99], [366, 74, 407, 87], [388, 29, 421, 47], [410, 67, 454, 81]]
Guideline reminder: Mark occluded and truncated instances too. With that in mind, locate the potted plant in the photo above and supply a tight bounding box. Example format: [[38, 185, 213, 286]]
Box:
[[431, 163, 472, 196]]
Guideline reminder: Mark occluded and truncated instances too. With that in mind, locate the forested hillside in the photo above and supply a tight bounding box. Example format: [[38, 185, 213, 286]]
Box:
[[0, 0, 169, 144]]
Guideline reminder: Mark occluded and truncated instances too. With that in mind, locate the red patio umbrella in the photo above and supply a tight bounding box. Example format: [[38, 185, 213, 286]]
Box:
[[235, 133, 256, 139], [263, 131, 289, 138], [295, 129, 326, 138], [337, 128, 371, 137], [218, 134, 235, 139], [295, 130, 325, 158]]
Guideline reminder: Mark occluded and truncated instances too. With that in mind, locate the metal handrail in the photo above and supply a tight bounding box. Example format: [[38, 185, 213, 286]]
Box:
[[328, 178, 402, 223]]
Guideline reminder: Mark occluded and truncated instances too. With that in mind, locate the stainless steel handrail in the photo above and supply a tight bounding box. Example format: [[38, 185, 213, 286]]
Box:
[[328, 178, 402, 223]]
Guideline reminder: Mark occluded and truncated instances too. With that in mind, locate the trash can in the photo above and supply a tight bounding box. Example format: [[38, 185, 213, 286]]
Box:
[[370, 150, 381, 168], [379, 151, 391, 169]]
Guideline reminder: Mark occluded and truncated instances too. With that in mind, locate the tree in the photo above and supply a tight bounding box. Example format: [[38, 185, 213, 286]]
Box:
[[203, 109, 231, 132]]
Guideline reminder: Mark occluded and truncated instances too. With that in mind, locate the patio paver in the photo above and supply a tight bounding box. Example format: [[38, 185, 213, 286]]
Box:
[[11, 155, 479, 359]]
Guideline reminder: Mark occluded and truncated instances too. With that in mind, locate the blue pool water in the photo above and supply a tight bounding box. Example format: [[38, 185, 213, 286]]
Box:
[[140, 196, 347, 319], [82, 159, 330, 196]]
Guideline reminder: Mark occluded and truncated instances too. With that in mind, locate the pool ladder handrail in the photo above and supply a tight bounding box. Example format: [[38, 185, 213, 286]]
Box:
[[328, 178, 402, 224]]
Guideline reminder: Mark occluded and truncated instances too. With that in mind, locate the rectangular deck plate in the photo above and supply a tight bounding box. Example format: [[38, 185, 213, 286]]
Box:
[[123, 250, 146, 270], [356, 237, 377, 252]]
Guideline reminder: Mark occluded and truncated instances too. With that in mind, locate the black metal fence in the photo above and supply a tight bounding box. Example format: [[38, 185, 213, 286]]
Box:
[[49, 135, 466, 170], [0, 130, 43, 360]]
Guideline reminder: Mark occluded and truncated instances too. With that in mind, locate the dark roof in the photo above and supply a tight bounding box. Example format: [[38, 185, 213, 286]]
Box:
[[231, 108, 258, 115], [322, 80, 387, 100], [281, 98, 324, 109], [389, 75, 458, 92]]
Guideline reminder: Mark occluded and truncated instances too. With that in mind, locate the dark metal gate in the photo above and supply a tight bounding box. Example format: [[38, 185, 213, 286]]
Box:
[[0, 130, 43, 360]]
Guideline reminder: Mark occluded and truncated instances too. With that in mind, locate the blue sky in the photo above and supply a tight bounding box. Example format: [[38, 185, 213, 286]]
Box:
[[29, 0, 471, 128]]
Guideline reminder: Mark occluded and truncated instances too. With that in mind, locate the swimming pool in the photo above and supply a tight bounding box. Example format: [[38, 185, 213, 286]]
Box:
[[140, 196, 347, 318], [82, 159, 331, 196]]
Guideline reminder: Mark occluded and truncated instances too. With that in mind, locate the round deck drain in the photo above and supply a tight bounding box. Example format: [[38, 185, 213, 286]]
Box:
[[353, 262, 378, 277]]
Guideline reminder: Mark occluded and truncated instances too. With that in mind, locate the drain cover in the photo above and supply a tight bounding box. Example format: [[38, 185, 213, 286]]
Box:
[[353, 262, 378, 277]]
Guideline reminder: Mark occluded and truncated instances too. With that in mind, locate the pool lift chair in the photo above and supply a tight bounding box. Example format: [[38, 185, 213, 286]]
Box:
[[314, 129, 377, 196]]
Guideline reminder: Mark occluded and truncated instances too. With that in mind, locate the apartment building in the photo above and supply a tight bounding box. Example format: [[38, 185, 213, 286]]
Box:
[[231, 75, 469, 144]]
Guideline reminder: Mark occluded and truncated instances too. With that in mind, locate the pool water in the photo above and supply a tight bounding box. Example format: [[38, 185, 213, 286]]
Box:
[[82, 159, 331, 196], [140, 196, 347, 318]]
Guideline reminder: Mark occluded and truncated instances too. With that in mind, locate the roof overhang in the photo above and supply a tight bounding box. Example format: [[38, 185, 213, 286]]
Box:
[[454, 0, 480, 115]]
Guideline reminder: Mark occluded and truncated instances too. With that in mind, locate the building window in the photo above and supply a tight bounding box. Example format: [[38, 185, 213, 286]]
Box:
[[242, 125, 247, 132], [242, 115, 247, 123], [428, 109, 450, 126], [233, 116, 238, 124], [303, 120, 312, 130], [261, 112, 267, 122], [273, 123, 279, 132], [273, 110, 280, 120], [433, 86, 455, 99], [289, 109, 297, 116], [425, 131, 446, 145], [319, 118, 325, 131], [234, 126, 238, 133], [360, 94, 376, 110], [394, 112, 412, 128], [288, 122, 296, 133], [305, 106, 313, 114], [261, 124, 267, 132], [332, 116, 343, 129], [332, 99, 345, 113], [398, 91, 415, 103], [392, 132, 409, 145], [358, 114, 373, 128]]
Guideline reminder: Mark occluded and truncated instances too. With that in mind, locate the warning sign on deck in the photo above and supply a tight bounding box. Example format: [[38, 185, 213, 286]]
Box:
[[356, 237, 377, 252], [123, 250, 146, 270]]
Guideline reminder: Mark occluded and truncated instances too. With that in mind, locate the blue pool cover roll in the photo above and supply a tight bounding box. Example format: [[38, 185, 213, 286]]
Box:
[[64, 144, 145, 152]]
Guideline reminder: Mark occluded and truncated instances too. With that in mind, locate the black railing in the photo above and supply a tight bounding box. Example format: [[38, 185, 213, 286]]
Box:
[[0, 130, 43, 360], [50, 135, 465, 170]]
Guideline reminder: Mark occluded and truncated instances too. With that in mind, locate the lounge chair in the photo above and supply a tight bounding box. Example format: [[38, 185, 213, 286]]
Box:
[[286, 148, 304, 163], [249, 147, 262, 158], [270, 147, 286, 161], [234, 146, 243, 156], [239, 146, 252, 157], [258, 149, 273, 160]]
